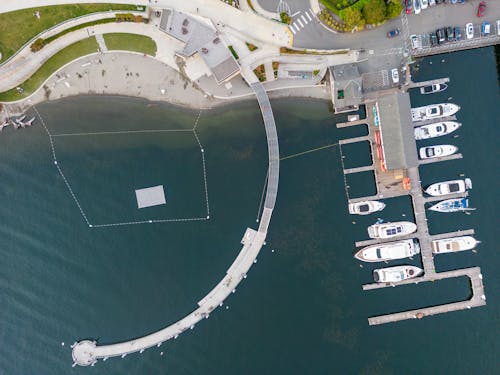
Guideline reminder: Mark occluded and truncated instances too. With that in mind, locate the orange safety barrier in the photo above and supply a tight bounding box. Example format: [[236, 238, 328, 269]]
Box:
[[402, 177, 411, 190]]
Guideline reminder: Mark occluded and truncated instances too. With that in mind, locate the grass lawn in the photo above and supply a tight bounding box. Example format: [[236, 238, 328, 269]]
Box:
[[103, 33, 157, 56], [0, 4, 139, 61], [0, 37, 99, 102]]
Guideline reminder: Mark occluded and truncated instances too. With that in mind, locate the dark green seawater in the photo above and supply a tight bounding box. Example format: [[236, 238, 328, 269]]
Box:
[[0, 47, 498, 374]]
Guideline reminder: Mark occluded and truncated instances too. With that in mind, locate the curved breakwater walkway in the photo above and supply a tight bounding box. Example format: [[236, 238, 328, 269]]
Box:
[[71, 82, 279, 366]]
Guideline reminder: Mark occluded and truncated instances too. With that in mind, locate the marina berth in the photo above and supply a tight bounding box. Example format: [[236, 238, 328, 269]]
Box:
[[420, 83, 448, 95], [411, 103, 460, 122], [432, 236, 479, 254], [429, 198, 475, 212], [367, 221, 417, 239], [419, 144, 458, 159], [414, 121, 461, 140], [373, 265, 423, 283], [354, 239, 420, 262], [425, 178, 472, 196], [348, 200, 386, 215]]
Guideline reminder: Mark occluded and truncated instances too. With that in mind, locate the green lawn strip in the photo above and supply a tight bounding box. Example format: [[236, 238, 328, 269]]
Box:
[[44, 17, 117, 45], [0, 4, 141, 61], [103, 33, 157, 56], [0, 37, 99, 102]]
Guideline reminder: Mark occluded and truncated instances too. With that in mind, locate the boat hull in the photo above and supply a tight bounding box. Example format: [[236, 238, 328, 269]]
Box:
[[431, 236, 478, 254], [367, 221, 417, 239], [419, 145, 458, 159], [425, 179, 470, 196], [414, 121, 461, 140], [348, 200, 386, 215], [354, 239, 420, 262], [373, 265, 423, 283]]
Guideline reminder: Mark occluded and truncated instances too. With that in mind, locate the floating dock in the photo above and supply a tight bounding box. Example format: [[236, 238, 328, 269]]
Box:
[[338, 82, 486, 326]]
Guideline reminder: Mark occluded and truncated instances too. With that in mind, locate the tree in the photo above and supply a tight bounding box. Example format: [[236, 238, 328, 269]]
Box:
[[342, 7, 365, 30], [386, 0, 403, 19], [362, 0, 386, 25]]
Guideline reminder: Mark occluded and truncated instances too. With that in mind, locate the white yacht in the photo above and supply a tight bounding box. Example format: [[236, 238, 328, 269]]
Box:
[[425, 178, 472, 196], [348, 200, 386, 215], [420, 83, 448, 95], [373, 265, 423, 283], [25, 117, 35, 126], [431, 236, 479, 254], [428, 198, 475, 212], [367, 221, 417, 239], [15, 115, 26, 124], [411, 103, 460, 122], [354, 239, 420, 262], [419, 144, 458, 159], [414, 121, 461, 140]]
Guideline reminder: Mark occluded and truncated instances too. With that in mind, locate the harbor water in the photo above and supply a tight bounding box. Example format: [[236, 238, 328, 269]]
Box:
[[0, 47, 498, 374]]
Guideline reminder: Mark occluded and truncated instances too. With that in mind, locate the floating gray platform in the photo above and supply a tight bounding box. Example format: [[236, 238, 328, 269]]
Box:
[[135, 185, 166, 209]]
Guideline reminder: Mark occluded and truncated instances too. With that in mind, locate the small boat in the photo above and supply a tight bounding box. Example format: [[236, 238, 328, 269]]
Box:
[[419, 144, 458, 159], [411, 103, 460, 122], [431, 236, 479, 254], [425, 178, 472, 196], [429, 198, 476, 212], [354, 239, 420, 262], [373, 265, 423, 283], [25, 117, 35, 126], [367, 221, 417, 239], [420, 83, 448, 95], [348, 200, 386, 215], [414, 121, 461, 140], [15, 115, 26, 124]]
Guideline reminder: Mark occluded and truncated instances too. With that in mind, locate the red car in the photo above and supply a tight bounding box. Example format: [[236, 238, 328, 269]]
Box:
[[477, 1, 486, 17], [406, 0, 413, 14]]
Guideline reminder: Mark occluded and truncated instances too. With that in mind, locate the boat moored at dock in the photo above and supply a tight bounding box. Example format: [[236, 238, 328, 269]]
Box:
[[414, 121, 461, 140], [425, 178, 472, 196], [419, 144, 458, 159], [411, 103, 460, 122], [354, 239, 420, 262], [348, 200, 386, 215], [367, 221, 417, 239], [429, 198, 475, 212], [432, 236, 479, 254], [420, 83, 448, 95], [373, 265, 423, 283]]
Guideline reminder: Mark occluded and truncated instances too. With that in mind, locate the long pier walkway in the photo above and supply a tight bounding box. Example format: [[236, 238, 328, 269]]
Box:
[[71, 81, 280, 366]]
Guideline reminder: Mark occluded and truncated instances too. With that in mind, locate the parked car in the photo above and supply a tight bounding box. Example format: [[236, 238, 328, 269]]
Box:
[[466, 23, 474, 39], [391, 68, 400, 84], [477, 1, 486, 17], [406, 0, 413, 14], [446, 26, 454, 41], [430, 33, 438, 46], [454, 26, 462, 41], [421, 0, 429, 9], [387, 28, 401, 38], [410, 34, 421, 49], [414, 0, 421, 14], [481, 21, 491, 35], [451, 0, 457, 4], [429, 0, 436, 5], [435, 0, 444, 4], [436, 28, 446, 43]]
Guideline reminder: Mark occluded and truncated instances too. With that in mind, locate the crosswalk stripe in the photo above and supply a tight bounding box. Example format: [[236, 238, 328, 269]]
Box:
[[290, 24, 296, 34], [292, 22, 301, 30], [297, 18, 304, 28], [305, 12, 312, 21], [301, 15, 308, 24]]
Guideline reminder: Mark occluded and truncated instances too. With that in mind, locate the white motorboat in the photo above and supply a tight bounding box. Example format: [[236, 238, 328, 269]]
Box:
[[428, 198, 476, 212], [431, 236, 479, 254], [25, 117, 35, 126], [373, 265, 423, 283], [367, 221, 417, 239], [414, 121, 461, 140], [420, 83, 448, 95], [348, 200, 386, 215], [419, 144, 458, 159], [354, 239, 420, 262], [425, 178, 472, 196], [411, 103, 460, 122]]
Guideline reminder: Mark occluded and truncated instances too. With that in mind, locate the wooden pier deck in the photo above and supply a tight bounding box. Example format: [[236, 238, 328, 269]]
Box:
[[413, 115, 457, 127], [418, 153, 463, 165], [366, 267, 486, 326], [429, 229, 474, 241], [407, 77, 449, 90], [423, 191, 468, 204], [343, 165, 374, 174]]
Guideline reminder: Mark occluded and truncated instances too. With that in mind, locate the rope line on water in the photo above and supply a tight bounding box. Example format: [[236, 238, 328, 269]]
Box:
[[280, 142, 339, 161]]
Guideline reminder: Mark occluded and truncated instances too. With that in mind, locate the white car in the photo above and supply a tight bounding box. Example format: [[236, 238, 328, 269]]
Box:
[[391, 68, 399, 84], [466, 23, 474, 39], [429, 0, 436, 5], [421, 0, 428, 9], [414, 0, 421, 14]]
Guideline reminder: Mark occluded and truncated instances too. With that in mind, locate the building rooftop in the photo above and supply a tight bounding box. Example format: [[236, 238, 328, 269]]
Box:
[[329, 64, 363, 112], [159, 9, 240, 84], [378, 92, 418, 170]]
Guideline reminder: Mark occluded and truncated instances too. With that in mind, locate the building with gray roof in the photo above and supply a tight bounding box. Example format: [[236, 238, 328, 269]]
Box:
[[329, 64, 363, 113], [159, 9, 240, 84]]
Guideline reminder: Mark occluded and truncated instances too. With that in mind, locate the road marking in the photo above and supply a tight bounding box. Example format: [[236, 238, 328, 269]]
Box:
[[291, 11, 300, 17], [301, 15, 308, 24], [290, 25, 296, 34], [292, 22, 301, 31], [305, 11, 312, 21], [297, 18, 304, 28]]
